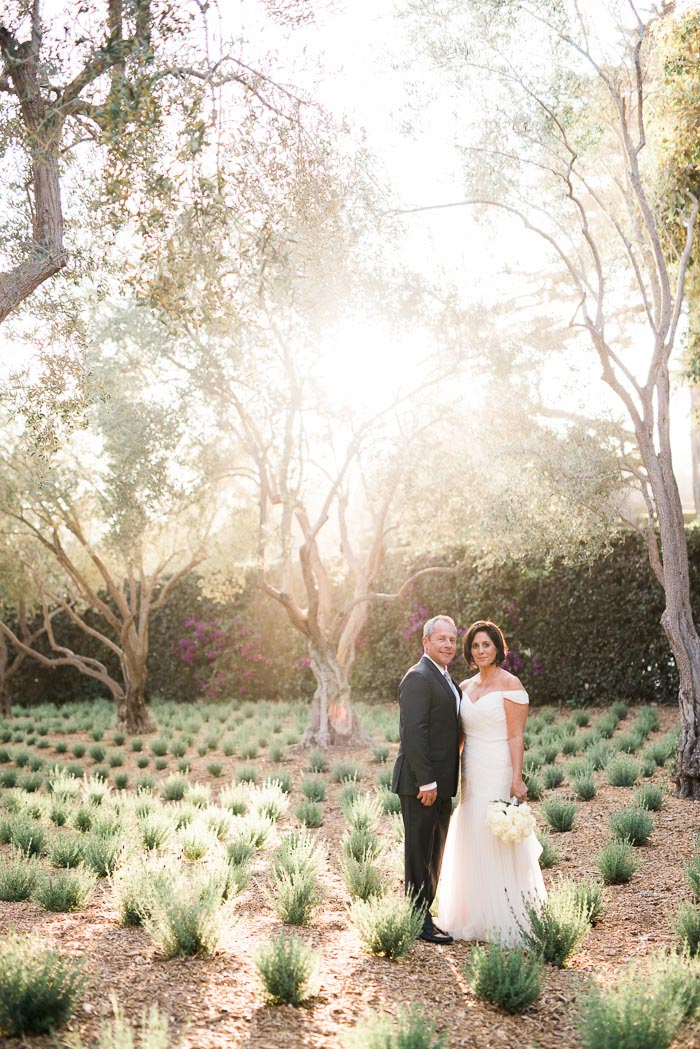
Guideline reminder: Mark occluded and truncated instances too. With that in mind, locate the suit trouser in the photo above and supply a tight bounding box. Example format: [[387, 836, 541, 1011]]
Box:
[[399, 794, 452, 916]]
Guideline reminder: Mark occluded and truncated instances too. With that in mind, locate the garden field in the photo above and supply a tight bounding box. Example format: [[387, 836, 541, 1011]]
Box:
[[0, 698, 700, 1049]]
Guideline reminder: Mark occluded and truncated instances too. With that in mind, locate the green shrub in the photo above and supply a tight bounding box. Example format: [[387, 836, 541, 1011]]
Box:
[[674, 903, 700, 957], [342, 852, 385, 901], [0, 767, 17, 787], [301, 776, 327, 802], [519, 885, 590, 967], [306, 750, 328, 773], [255, 931, 319, 1006], [571, 877, 606, 925], [137, 755, 150, 769], [150, 738, 168, 757], [636, 706, 660, 734], [343, 825, 383, 863], [596, 712, 619, 737], [542, 764, 565, 789], [608, 806, 653, 846], [570, 709, 590, 727], [8, 816, 47, 857], [146, 881, 224, 958], [577, 951, 700, 1049], [614, 731, 644, 755], [686, 854, 700, 899], [88, 744, 106, 763], [571, 772, 597, 801], [113, 772, 129, 790], [70, 743, 86, 759], [295, 800, 324, 827], [332, 761, 363, 784], [634, 783, 663, 811], [587, 740, 613, 770], [610, 700, 628, 719], [0, 849, 41, 901], [537, 831, 560, 869], [131, 737, 144, 752], [372, 744, 391, 764], [542, 798, 577, 832], [0, 932, 85, 1036], [465, 942, 545, 1013], [236, 764, 259, 784], [269, 867, 324, 925], [525, 772, 544, 801], [596, 840, 638, 885], [33, 866, 97, 912], [50, 834, 85, 869], [111, 857, 170, 928], [83, 834, 121, 877], [606, 755, 640, 787], [344, 1005, 447, 1049], [646, 736, 677, 767], [350, 893, 424, 960], [161, 774, 188, 802], [206, 761, 223, 778]]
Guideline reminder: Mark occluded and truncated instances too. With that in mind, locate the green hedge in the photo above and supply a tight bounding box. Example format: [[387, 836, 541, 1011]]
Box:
[[350, 530, 695, 706], [7, 529, 700, 708]]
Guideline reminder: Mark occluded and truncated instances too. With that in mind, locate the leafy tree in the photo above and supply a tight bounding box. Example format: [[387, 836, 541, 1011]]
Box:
[[403, 0, 700, 797], [0, 374, 213, 730]]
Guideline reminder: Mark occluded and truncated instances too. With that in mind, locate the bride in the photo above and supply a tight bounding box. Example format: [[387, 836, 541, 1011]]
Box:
[[437, 619, 546, 944]]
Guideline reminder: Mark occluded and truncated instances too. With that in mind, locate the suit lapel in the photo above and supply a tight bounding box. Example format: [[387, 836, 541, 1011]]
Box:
[[421, 655, 459, 705]]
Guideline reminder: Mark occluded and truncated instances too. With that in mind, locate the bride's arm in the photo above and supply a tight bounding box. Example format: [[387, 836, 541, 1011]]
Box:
[[504, 698, 529, 802]]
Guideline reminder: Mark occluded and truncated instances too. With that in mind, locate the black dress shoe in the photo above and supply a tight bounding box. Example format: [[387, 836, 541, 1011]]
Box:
[[419, 921, 453, 945]]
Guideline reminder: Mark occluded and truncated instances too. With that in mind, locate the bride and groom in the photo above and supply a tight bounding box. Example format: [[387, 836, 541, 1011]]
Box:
[[390, 614, 546, 945]]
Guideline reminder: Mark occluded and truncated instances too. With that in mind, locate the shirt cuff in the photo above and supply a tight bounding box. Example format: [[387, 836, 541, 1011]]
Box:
[[420, 782, 437, 791]]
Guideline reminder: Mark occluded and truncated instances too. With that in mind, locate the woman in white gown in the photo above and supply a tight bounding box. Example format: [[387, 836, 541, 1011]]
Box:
[[437, 619, 546, 945]]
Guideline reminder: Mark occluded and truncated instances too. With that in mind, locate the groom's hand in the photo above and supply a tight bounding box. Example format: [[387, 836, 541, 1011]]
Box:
[[417, 787, 437, 806]]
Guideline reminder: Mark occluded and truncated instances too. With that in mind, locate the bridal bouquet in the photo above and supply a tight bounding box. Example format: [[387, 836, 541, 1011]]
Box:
[[486, 799, 536, 843]]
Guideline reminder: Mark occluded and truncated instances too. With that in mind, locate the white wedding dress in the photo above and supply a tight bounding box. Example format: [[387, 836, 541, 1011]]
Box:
[[437, 689, 546, 945]]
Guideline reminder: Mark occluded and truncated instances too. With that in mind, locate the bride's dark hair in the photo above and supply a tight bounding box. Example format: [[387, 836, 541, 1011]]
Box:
[[463, 620, 508, 668]]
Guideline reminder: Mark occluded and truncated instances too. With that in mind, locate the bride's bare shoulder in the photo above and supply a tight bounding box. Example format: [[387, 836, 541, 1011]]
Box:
[[499, 670, 525, 690], [459, 674, 479, 691]]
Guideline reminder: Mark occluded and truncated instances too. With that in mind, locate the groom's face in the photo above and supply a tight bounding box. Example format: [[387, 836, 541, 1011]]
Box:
[[423, 621, 458, 669]]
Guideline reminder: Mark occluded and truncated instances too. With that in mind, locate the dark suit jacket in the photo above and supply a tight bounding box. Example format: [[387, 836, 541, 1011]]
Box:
[[391, 655, 460, 799]]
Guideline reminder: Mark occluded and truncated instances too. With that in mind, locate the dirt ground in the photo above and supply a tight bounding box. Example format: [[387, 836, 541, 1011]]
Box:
[[1, 703, 700, 1049]]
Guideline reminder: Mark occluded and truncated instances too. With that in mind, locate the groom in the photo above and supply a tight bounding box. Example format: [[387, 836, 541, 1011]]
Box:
[[391, 614, 461, 945]]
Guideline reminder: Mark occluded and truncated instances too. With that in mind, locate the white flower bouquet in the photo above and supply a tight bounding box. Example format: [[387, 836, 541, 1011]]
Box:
[[486, 799, 536, 843]]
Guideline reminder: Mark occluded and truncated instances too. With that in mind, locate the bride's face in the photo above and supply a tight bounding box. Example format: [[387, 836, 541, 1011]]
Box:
[[471, 631, 498, 668]]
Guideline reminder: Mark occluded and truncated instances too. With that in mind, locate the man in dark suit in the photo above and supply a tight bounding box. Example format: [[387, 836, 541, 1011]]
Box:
[[391, 614, 461, 944]]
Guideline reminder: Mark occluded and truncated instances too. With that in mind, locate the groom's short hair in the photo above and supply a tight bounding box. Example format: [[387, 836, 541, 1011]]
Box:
[[423, 615, 457, 639]]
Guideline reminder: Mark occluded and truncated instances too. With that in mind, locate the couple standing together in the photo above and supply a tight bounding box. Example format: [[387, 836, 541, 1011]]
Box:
[[391, 615, 546, 945]]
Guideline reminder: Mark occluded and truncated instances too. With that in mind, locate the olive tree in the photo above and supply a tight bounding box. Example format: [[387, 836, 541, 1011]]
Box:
[[403, 0, 700, 796]]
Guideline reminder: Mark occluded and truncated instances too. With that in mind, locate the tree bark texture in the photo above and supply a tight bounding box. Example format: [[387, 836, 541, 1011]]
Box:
[[301, 645, 367, 747], [0, 25, 67, 321]]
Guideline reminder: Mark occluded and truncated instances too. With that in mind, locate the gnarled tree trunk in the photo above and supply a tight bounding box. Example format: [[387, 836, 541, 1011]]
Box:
[[302, 644, 366, 747]]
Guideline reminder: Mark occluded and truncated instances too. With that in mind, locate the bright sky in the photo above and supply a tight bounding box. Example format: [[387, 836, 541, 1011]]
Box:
[[1, 0, 695, 504]]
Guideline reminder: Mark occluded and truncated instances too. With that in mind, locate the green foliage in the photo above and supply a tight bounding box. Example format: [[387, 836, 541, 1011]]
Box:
[[606, 755, 640, 787], [350, 894, 425, 960], [146, 880, 225, 958], [344, 1005, 448, 1049], [0, 933, 85, 1036], [577, 951, 700, 1049], [306, 750, 329, 773], [537, 831, 560, 868], [596, 840, 638, 885], [295, 800, 324, 827], [542, 764, 565, 789], [255, 931, 319, 1006], [570, 771, 597, 800], [50, 834, 86, 869], [342, 851, 385, 900], [465, 943, 545, 1013], [686, 854, 700, 899], [542, 798, 577, 832], [33, 866, 97, 912], [0, 848, 41, 901], [519, 884, 590, 967], [68, 999, 181, 1049], [608, 807, 653, 846], [570, 878, 606, 925], [673, 903, 700, 956], [301, 776, 327, 802], [634, 783, 664, 811], [332, 761, 363, 784]]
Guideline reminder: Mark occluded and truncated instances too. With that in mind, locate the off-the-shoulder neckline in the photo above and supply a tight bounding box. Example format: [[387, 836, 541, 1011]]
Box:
[[462, 689, 529, 706]]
